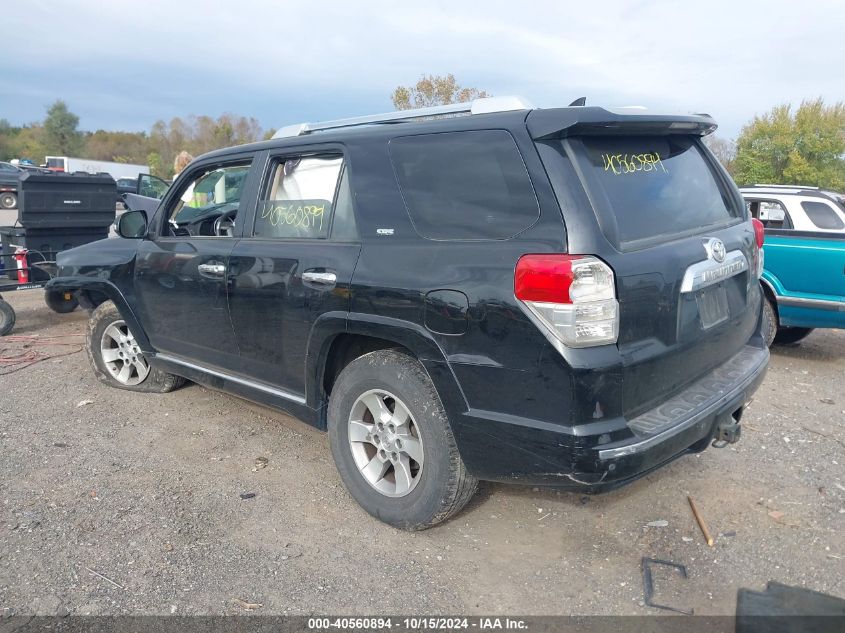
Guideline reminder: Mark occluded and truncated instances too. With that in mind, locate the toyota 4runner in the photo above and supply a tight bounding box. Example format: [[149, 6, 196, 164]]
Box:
[[47, 96, 769, 529]]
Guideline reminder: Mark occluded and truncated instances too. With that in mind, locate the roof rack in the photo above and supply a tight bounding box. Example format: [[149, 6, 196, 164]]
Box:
[[272, 95, 534, 139], [746, 184, 820, 190]]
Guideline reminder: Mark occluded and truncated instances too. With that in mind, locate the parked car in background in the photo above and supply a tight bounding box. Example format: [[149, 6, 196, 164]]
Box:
[[116, 177, 137, 196], [15, 161, 52, 174], [740, 185, 845, 232], [115, 177, 137, 206], [47, 97, 769, 530], [0, 161, 22, 209], [742, 186, 845, 345]]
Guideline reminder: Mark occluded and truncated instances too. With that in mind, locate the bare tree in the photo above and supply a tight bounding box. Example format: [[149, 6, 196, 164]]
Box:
[[703, 135, 737, 175], [392, 74, 489, 110]]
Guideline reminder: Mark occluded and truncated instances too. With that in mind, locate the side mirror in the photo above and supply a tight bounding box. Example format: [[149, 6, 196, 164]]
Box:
[[117, 210, 148, 239]]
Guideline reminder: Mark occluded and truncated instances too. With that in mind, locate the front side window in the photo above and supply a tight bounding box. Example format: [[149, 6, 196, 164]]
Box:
[[801, 200, 845, 230], [573, 136, 738, 246], [254, 156, 343, 239], [165, 162, 251, 237], [389, 130, 539, 241]]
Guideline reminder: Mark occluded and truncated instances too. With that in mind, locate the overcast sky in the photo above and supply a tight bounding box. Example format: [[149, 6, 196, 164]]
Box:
[[3, 0, 844, 140]]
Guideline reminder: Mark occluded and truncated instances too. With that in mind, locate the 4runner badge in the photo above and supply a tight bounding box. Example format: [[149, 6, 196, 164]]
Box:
[[704, 238, 726, 263]]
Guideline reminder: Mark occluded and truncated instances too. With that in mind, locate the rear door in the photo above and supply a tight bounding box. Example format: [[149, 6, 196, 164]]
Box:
[[537, 133, 760, 417], [227, 149, 361, 396]]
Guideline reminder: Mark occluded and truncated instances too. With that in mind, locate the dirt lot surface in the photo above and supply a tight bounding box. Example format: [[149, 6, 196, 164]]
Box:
[[0, 289, 843, 617], [0, 208, 18, 228]]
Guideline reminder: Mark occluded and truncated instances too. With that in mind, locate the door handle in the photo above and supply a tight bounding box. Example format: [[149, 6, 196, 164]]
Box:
[[302, 270, 337, 286], [198, 263, 226, 277]]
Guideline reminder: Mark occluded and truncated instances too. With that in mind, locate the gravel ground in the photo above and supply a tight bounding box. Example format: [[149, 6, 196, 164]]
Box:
[[0, 208, 17, 228], [0, 289, 842, 617]]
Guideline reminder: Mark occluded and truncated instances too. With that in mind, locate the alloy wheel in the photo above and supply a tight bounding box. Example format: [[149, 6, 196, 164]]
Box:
[[100, 320, 150, 385], [348, 389, 424, 497]]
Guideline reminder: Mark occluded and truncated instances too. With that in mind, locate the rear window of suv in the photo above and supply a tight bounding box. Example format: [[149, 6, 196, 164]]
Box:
[[573, 136, 738, 246], [390, 130, 539, 240]]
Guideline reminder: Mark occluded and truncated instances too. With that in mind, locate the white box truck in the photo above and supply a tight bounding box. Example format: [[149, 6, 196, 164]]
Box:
[[44, 156, 149, 181]]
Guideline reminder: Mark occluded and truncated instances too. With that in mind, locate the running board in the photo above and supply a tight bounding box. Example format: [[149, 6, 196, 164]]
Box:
[[154, 353, 306, 405]]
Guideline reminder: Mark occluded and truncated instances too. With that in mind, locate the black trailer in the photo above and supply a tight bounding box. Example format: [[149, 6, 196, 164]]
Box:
[[0, 171, 115, 335]]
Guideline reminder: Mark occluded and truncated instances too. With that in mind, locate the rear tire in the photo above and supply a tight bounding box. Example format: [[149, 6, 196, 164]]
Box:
[[774, 327, 814, 345], [87, 301, 184, 393], [44, 289, 79, 314], [0, 192, 16, 209], [0, 298, 15, 336], [328, 349, 477, 530], [761, 294, 778, 347]]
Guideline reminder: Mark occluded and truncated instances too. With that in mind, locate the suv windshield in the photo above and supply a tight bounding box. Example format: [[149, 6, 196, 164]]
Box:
[[573, 135, 738, 246]]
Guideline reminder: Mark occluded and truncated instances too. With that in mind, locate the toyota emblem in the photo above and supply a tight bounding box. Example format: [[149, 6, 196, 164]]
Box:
[[704, 238, 727, 263]]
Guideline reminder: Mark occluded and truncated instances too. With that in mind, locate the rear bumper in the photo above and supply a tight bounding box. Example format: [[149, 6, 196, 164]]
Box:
[[451, 343, 769, 488]]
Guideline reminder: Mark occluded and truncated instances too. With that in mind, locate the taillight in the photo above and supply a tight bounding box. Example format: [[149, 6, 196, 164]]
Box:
[[515, 254, 619, 348], [751, 218, 765, 249], [750, 218, 765, 278]]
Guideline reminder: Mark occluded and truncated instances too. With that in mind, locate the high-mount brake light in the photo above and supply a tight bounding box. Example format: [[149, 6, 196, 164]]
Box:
[[515, 254, 619, 349]]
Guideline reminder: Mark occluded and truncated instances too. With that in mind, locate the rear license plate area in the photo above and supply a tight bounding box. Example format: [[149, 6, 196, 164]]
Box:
[[697, 285, 729, 329]]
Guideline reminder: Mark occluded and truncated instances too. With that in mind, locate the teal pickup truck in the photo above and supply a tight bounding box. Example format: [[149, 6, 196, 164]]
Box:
[[742, 187, 845, 346]]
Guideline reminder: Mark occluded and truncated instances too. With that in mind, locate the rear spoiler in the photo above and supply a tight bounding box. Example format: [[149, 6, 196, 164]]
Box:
[[526, 107, 718, 140]]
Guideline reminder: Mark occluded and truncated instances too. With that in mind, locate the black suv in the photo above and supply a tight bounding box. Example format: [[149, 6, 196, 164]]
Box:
[[47, 97, 769, 529]]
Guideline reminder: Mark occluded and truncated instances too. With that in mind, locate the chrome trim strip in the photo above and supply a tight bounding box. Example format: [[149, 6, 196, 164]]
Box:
[[680, 249, 749, 293], [598, 346, 769, 460], [154, 353, 307, 405], [777, 296, 845, 311]]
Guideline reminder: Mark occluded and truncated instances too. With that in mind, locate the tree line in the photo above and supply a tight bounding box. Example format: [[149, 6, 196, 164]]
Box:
[[0, 100, 268, 179], [2, 76, 844, 190]]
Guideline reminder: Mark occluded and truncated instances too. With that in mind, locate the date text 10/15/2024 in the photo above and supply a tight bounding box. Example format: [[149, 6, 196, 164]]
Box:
[[307, 617, 529, 630]]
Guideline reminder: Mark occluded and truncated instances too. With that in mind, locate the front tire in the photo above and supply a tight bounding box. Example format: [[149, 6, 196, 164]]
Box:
[[87, 301, 184, 393], [328, 349, 477, 530]]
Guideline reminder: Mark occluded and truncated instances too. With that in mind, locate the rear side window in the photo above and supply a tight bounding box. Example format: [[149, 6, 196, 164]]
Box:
[[801, 200, 845, 230], [254, 156, 343, 239], [746, 199, 791, 229], [574, 136, 738, 245], [389, 130, 539, 240]]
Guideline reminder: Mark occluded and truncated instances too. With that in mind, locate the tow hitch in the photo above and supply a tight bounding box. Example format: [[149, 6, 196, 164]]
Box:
[[712, 413, 742, 448]]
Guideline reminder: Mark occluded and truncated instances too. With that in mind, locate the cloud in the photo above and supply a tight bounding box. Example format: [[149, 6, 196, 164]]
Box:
[[3, 0, 844, 138]]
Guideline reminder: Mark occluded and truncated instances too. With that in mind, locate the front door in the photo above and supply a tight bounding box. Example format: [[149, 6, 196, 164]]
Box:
[[227, 152, 361, 397], [133, 157, 258, 370]]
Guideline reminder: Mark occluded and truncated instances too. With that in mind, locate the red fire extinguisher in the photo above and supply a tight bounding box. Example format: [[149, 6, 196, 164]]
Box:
[[13, 248, 29, 284]]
